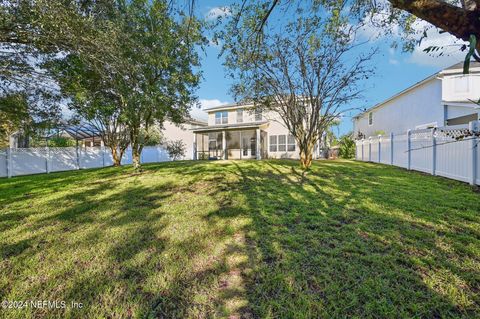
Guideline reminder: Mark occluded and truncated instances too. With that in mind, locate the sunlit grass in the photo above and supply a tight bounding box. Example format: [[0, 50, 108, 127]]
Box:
[[0, 159, 479, 318]]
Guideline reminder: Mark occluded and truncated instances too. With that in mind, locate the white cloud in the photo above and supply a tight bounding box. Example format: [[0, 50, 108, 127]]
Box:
[[189, 99, 230, 121], [357, 14, 467, 68], [205, 6, 231, 20], [407, 21, 466, 68]]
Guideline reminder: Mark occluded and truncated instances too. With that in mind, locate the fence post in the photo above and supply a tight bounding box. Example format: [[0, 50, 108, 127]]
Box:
[[6, 147, 12, 178], [45, 146, 50, 174], [390, 132, 394, 165], [368, 137, 372, 161], [432, 128, 437, 176], [75, 142, 81, 169], [407, 129, 412, 170], [361, 140, 364, 161], [193, 133, 197, 160], [378, 135, 381, 163], [102, 146, 106, 167], [469, 121, 478, 185]]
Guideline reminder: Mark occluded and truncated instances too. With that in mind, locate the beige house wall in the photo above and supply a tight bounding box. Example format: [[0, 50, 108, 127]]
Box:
[[161, 121, 206, 160]]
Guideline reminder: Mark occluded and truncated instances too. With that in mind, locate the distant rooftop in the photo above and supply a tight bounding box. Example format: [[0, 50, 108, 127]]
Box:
[[353, 61, 480, 119]]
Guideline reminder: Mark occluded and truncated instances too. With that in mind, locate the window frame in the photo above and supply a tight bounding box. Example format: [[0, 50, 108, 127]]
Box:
[[278, 135, 286, 152], [215, 111, 228, 125], [287, 134, 296, 152], [368, 112, 373, 126], [236, 109, 243, 123], [269, 135, 277, 152], [255, 108, 262, 121]]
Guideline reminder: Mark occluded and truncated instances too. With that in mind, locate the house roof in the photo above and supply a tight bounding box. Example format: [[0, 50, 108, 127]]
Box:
[[204, 102, 254, 112], [353, 61, 480, 120], [443, 61, 480, 71]]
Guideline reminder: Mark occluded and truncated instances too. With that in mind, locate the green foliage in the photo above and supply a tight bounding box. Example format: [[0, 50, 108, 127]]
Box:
[[373, 130, 386, 136], [48, 136, 76, 147], [142, 128, 164, 146], [338, 134, 356, 158], [222, 3, 375, 168], [0, 94, 31, 147]]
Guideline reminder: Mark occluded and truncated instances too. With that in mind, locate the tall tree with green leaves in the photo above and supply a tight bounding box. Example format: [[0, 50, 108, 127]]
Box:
[[223, 6, 375, 169], [116, 0, 204, 169]]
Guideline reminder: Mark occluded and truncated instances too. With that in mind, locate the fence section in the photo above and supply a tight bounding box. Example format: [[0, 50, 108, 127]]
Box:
[[356, 121, 480, 185], [0, 145, 172, 178]]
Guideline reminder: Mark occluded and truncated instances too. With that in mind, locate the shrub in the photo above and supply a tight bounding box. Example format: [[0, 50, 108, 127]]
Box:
[[339, 134, 356, 159], [165, 139, 186, 160]]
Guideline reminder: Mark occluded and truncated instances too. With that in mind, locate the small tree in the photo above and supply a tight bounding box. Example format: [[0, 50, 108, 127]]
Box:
[[339, 134, 356, 159], [225, 13, 375, 169], [165, 140, 186, 161]]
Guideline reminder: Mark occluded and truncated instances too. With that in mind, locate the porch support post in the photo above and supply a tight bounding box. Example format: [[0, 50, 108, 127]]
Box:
[[222, 130, 227, 160], [256, 128, 261, 160], [193, 133, 197, 160]]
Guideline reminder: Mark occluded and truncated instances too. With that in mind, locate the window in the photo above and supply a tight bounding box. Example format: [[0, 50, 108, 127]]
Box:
[[255, 109, 262, 121], [215, 111, 228, 125], [278, 135, 286, 152], [368, 112, 373, 126], [236, 109, 243, 123], [269, 135, 277, 152], [287, 135, 296, 152]]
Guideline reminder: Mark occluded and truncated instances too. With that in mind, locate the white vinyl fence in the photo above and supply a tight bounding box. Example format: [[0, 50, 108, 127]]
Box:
[[0, 145, 171, 178], [355, 121, 480, 185]]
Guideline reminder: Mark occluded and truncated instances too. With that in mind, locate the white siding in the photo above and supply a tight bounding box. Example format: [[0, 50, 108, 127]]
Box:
[[442, 74, 480, 102], [354, 78, 444, 136]]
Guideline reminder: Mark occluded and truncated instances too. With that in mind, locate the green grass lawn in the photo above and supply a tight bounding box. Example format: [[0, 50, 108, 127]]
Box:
[[0, 160, 479, 318]]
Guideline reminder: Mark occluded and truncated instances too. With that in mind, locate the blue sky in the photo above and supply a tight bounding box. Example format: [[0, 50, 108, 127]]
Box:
[[192, 1, 466, 136]]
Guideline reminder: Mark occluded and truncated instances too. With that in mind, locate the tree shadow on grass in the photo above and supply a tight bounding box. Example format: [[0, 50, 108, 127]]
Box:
[[219, 160, 480, 318], [1, 159, 480, 318]]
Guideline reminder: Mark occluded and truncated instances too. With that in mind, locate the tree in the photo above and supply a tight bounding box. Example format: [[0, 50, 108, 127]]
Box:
[[165, 139, 187, 160], [224, 0, 480, 72], [338, 134, 356, 159], [224, 10, 375, 169], [116, 0, 204, 169], [0, 94, 31, 147], [47, 0, 203, 168]]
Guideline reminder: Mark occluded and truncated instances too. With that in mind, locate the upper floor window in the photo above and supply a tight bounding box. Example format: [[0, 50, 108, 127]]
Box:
[[255, 109, 262, 121], [236, 109, 243, 123], [215, 111, 228, 125], [368, 112, 373, 126]]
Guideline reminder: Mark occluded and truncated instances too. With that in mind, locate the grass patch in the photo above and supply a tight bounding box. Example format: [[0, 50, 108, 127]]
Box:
[[0, 160, 479, 318]]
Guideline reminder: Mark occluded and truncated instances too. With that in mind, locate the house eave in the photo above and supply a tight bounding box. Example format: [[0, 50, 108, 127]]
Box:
[[191, 121, 269, 133]]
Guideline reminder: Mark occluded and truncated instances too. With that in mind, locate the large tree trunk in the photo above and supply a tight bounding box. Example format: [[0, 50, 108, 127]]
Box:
[[130, 132, 143, 170], [299, 140, 316, 170], [132, 142, 141, 170], [388, 0, 480, 50], [109, 145, 123, 166]]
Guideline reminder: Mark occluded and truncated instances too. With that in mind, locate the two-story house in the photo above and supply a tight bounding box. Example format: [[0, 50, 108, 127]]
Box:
[[353, 62, 480, 137], [191, 102, 302, 160]]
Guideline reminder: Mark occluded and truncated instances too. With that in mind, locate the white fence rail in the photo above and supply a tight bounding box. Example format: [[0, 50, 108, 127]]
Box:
[[355, 121, 480, 185], [0, 145, 171, 178]]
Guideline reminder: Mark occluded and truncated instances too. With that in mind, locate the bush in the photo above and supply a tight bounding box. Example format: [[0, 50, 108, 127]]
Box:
[[165, 139, 186, 160], [338, 134, 355, 159]]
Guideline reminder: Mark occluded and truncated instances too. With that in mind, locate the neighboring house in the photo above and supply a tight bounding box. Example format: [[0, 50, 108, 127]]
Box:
[[161, 119, 207, 160], [353, 62, 480, 137], [191, 102, 324, 160]]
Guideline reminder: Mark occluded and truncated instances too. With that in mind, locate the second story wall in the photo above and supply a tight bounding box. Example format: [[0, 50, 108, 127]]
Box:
[[354, 78, 444, 137], [207, 106, 266, 126]]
